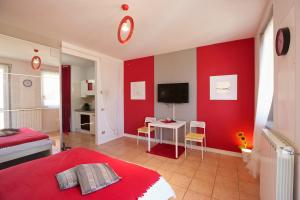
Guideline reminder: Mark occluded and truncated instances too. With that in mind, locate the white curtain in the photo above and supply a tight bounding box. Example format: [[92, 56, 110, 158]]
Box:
[[247, 19, 274, 177]]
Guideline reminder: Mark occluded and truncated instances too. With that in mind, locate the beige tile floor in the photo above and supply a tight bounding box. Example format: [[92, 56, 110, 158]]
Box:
[[62, 133, 260, 200], [47, 131, 61, 148]]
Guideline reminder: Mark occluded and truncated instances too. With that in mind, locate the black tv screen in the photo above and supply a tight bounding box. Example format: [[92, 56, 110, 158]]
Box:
[[158, 83, 189, 103]]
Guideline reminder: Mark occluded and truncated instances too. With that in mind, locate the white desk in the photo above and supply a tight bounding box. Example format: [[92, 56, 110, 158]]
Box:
[[148, 120, 186, 158]]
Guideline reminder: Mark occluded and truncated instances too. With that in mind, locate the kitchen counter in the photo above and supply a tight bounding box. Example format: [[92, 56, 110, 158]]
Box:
[[74, 109, 95, 114]]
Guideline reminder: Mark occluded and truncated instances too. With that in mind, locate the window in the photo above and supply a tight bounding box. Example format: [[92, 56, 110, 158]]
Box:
[[41, 71, 60, 108], [256, 18, 274, 128]]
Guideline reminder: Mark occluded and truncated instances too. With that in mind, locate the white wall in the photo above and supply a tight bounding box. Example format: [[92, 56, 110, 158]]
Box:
[[86, 67, 95, 80], [271, 0, 300, 199], [61, 42, 124, 144]]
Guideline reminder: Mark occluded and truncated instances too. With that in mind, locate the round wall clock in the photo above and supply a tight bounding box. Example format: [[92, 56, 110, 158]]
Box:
[[23, 79, 32, 87], [275, 27, 290, 56]]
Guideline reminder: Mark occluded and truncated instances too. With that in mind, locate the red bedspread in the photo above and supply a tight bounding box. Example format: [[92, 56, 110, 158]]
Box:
[[0, 147, 160, 200], [0, 128, 49, 148]]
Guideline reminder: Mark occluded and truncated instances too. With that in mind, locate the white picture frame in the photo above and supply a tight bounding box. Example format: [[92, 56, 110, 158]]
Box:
[[210, 75, 237, 100], [130, 81, 146, 100]]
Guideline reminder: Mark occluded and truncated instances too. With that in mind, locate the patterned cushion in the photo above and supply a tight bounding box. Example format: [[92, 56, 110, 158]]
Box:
[[0, 129, 19, 137], [76, 163, 121, 195], [56, 167, 78, 190]]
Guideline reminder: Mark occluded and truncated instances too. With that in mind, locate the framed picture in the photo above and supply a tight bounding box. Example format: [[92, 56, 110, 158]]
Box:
[[130, 81, 146, 100], [210, 75, 237, 100]]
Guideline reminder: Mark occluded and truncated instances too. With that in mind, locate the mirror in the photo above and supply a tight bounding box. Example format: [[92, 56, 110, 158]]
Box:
[[0, 34, 61, 168]]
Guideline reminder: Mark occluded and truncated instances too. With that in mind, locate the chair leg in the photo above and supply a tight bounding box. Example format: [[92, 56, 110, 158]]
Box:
[[137, 132, 139, 145], [184, 139, 186, 157], [172, 129, 175, 142], [155, 128, 157, 143], [201, 142, 204, 160], [204, 137, 207, 152], [160, 128, 162, 144]]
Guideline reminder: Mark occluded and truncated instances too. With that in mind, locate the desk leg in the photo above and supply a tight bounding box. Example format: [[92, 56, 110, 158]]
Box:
[[175, 128, 178, 158], [160, 127, 162, 144], [172, 129, 175, 142], [148, 124, 151, 152]]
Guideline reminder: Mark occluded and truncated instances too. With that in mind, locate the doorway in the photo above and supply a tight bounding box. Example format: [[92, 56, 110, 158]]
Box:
[[61, 53, 97, 147]]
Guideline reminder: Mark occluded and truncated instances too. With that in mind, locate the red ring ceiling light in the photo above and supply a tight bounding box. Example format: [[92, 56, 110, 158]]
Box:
[[31, 49, 41, 70], [118, 4, 134, 44]]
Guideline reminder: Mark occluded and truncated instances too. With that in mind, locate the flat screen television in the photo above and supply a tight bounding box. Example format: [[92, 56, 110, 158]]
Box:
[[158, 83, 189, 103]]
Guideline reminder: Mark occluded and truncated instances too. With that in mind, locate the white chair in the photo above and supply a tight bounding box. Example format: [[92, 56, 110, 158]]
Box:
[[185, 121, 206, 159], [137, 117, 157, 145]]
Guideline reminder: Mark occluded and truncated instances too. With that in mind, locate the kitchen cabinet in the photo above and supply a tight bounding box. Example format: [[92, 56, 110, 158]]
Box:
[[75, 110, 95, 134], [81, 80, 95, 97]]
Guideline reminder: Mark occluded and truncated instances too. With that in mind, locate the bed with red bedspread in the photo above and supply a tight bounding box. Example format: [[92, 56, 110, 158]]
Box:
[[0, 147, 175, 200], [0, 128, 49, 148], [0, 128, 52, 163]]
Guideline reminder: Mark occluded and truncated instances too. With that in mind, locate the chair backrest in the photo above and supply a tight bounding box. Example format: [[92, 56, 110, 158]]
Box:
[[190, 121, 206, 134], [145, 117, 156, 123]]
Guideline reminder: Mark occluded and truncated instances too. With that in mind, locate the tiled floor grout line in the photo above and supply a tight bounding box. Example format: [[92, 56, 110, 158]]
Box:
[[181, 153, 198, 200], [237, 167, 241, 200], [210, 158, 220, 200]]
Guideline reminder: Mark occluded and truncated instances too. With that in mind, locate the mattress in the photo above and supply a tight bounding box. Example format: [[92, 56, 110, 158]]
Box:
[[0, 147, 175, 200], [0, 128, 49, 148], [0, 139, 52, 155], [0, 139, 52, 163]]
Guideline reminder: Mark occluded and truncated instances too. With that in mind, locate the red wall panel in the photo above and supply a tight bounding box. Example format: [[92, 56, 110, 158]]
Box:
[[124, 56, 154, 135], [197, 38, 255, 152]]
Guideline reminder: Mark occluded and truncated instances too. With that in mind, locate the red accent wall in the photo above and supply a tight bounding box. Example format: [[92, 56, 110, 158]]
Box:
[[124, 56, 154, 135], [197, 38, 255, 152]]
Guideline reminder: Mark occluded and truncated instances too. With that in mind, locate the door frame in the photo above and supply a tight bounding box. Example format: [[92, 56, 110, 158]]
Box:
[[61, 42, 101, 144]]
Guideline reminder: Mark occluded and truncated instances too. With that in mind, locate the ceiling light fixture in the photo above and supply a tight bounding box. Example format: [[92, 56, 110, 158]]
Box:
[[117, 4, 134, 44], [31, 49, 41, 70]]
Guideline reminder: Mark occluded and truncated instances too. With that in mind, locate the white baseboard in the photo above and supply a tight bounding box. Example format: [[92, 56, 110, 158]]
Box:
[[97, 133, 124, 145], [124, 133, 241, 157], [43, 129, 59, 133]]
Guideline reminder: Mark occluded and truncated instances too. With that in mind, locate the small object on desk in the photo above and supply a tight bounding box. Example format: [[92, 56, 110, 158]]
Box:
[[162, 118, 176, 123]]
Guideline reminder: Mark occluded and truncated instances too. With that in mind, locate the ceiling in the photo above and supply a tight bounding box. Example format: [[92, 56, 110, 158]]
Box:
[[62, 53, 95, 68], [0, 0, 268, 60], [0, 34, 60, 66]]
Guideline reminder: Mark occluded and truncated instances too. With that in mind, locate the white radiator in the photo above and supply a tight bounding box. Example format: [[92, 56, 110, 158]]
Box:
[[260, 129, 294, 200], [11, 109, 42, 131]]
